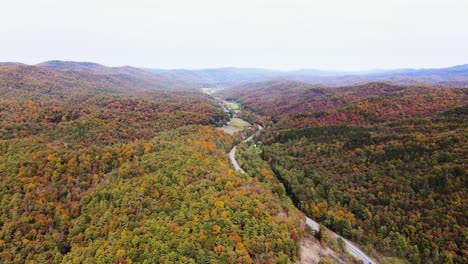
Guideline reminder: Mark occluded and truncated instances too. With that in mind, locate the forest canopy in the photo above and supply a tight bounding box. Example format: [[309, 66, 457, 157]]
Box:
[[218, 81, 468, 263], [0, 84, 301, 263]]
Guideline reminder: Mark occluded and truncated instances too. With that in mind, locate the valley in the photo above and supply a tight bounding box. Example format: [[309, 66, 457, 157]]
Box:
[[2, 1, 467, 263], [0, 61, 466, 263], [218, 81, 466, 264], [219, 94, 376, 264]]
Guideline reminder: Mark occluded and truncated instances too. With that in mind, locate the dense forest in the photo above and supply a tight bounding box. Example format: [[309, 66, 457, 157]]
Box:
[[219, 81, 467, 263], [0, 63, 189, 100], [0, 69, 304, 263], [1, 61, 467, 263]]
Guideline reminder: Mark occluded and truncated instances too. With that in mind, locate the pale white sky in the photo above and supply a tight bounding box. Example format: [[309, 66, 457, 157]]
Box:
[[1, 0, 467, 70]]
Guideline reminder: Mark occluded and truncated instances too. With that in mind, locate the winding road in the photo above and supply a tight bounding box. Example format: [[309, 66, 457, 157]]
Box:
[[229, 146, 245, 174], [229, 123, 376, 264], [203, 88, 377, 263]]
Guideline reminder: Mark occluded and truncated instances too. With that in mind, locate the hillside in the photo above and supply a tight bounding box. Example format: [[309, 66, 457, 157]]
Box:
[[0, 83, 307, 262], [0, 62, 190, 100], [145, 67, 281, 87], [37, 60, 182, 83], [285, 65, 468, 87], [0, 60, 467, 263], [218, 81, 468, 263], [4, 61, 468, 90], [145, 64, 468, 87], [220, 81, 465, 124]]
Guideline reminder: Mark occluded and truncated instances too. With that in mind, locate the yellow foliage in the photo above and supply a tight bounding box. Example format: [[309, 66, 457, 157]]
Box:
[[220, 211, 228, 219], [244, 255, 253, 264], [215, 200, 225, 209], [144, 143, 152, 154], [235, 242, 246, 255], [210, 209, 218, 217], [47, 154, 55, 162], [116, 249, 126, 257], [224, 181, 234, 190], [213, 244, 225, 255], [199, 231, 206, 239], [201, 209, 209, 217], [140, 181, 147, 192], [212, 225, 221, 235]]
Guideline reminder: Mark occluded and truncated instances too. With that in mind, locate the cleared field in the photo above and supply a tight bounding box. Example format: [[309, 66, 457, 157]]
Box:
[[219, 118, 251, 135], [224, 101, 241, 113]]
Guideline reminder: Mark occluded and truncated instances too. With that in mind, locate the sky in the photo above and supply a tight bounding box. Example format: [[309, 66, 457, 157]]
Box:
[[1, 0, 467, 71]]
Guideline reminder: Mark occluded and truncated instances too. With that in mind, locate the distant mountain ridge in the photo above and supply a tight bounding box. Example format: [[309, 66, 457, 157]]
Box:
[[0, 62, 26, 66], [145, 64, 468, 87], [144, 67, 280, 87], [38, 60, 154, 76], [36, 60, 191, 87], [1, 60, 467, 94], [0, 62, 191, 99]]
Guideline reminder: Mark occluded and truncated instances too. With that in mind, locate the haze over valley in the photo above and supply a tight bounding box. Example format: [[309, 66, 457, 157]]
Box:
[[1, 0, 467, 263]]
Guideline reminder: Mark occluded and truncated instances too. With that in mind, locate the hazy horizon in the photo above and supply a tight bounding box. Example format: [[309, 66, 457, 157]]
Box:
[[3, 59, 468, 73], [2, 0, 468, 71]]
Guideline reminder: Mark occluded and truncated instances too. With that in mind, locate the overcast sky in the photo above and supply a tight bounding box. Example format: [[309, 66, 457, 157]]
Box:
[[1, 0, 467, 70]]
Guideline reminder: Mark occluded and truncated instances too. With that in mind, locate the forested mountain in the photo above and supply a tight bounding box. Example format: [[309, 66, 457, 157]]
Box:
[[283, 65, 468, 87], [0, 76, 306, 263], [146, 64, 468, 87], [144, 67, 280, 87], [0, 62, 25, 66], [0, 62, 189, 100], [221, 81, 466, 124], [37, 61, 180, 83], [218, 82, 467, 263], [1, 59, 467, 263], [3, 61, 468, 89]]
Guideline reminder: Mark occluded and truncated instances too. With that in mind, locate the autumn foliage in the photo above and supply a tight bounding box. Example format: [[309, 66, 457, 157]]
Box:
[[0, 85, 300, 262], [219, 81, 467, 263]]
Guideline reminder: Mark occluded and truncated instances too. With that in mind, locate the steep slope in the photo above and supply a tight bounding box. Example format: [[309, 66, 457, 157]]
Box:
[[218, 81, 468, 263], [37, 60, 191, 89], [0, 64, 188, 99], [0, 88, 302, 262], [260, 108, 467, 264], [220, 81, 466, 126]]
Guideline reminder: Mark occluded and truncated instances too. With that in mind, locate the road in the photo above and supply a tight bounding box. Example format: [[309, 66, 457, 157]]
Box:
[[228, 123, 376, 264], [206, 87, 377, 263], [336, 235, 376, 264], [229, 146, 245, 174], [229, 124, 263, 175], [305, 216, 376, 264]]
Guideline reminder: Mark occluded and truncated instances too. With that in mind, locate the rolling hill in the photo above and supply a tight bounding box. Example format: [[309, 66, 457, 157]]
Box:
[[0, 69, 303, 263], [2, 61, 467, 92], [217, 81, 467, 263], [145, 64, 468, 87], [0, 61, 191, 99], [144, 67, 281, 87]]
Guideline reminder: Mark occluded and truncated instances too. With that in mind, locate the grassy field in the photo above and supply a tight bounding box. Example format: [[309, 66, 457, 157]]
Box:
[[219, 118, 251, 135], [224, 101, 241, 113]]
